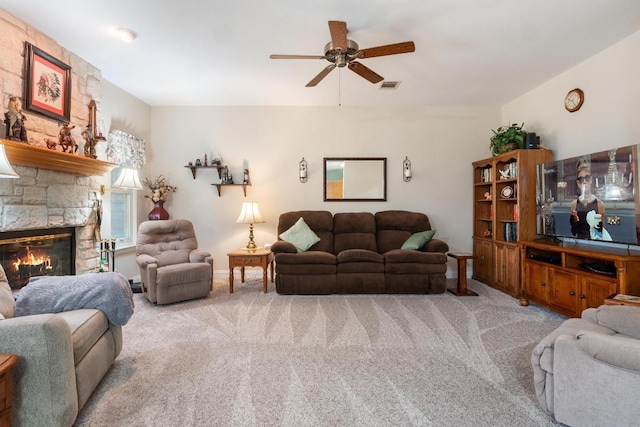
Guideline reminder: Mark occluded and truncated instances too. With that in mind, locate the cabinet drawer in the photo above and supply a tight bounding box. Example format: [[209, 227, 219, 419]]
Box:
[[231, 256, 261, 267]]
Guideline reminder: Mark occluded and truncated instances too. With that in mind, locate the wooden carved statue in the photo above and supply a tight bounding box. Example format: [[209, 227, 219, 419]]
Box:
[[4, 95, 28, 142], [81, 124, 97, 159], [58, 123, 78, 153]]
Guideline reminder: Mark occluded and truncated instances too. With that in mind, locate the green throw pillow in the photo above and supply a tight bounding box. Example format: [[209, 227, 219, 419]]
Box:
[[279, 217, 321, 253], [401, 230, 437, 250]]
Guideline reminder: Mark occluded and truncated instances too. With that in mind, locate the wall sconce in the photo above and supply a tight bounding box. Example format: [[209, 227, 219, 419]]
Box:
[[403, 156, 412, 182], [299, 157, 308, 183]]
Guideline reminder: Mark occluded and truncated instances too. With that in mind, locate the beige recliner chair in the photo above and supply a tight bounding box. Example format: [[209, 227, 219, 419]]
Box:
[[136, 219, 213, 304], [532, 305, 640, 426]]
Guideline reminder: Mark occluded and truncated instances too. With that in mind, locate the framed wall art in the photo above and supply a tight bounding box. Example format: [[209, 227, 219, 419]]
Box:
[[23, 42, 71, 122]]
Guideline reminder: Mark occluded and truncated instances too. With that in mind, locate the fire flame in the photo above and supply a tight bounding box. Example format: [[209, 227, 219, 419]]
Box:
[[12, 247, 52, 270]]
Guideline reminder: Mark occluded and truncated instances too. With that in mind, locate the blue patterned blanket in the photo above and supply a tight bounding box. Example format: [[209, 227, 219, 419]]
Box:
[[14, 272, 134, 326]]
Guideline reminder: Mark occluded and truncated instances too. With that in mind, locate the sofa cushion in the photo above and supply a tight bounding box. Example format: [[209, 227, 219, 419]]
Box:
[[0, 282, 14, 319], [375, 211, 433, 253], [275, 252, 337, 275], [57, 309, 109, 365], [157, 262, 212, 287], [277, 211, 333, 253], [279, 217, 322, 252], [334, 212, 377, 254], [401, 230, 437, 250], [137, 219, 199, 266]]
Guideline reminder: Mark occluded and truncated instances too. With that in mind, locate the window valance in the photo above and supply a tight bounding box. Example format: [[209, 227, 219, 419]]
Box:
[[106, 129, 147, 168]]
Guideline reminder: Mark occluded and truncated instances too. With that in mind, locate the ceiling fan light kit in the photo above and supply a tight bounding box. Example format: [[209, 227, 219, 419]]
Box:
[[270, 20, 415, 87]]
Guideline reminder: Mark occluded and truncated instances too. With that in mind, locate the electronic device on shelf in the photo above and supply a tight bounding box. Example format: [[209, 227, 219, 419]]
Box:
[[579, 262, 617, 277], [536, 143, 640, 248], [528, 254, 562, 265]]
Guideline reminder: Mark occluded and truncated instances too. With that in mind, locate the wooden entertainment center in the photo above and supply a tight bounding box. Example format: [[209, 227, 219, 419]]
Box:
[[520, 239, 640, 317]]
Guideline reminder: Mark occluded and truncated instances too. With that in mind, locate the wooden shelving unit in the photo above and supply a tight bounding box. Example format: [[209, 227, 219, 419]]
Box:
[[211, 183, 250, 197], [520, 239, 640, 317], [471, 149, 553, 298]]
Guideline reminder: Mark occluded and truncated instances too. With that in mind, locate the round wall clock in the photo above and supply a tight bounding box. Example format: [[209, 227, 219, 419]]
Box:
[[564, 88, 584, 112]]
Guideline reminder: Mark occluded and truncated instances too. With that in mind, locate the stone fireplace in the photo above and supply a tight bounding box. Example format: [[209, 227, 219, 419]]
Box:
[[0, 142, 114, 284]]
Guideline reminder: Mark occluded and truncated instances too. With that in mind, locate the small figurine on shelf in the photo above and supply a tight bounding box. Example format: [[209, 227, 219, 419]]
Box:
[[243, 169, 250, 184], [221, 166, 230, 183], [204, 154, 208, 166], [81, 124, 97, 159], [195, 159, 202, 166], [4, 95, 28, 142], [58, 123, 78, 153]]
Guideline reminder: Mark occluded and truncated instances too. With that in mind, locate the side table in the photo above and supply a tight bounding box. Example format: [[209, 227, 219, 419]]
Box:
[[604, 293, 640, 307], [227, 248, 275, 293], [447, 252, 478, 296], [0, 354, 18, 427]]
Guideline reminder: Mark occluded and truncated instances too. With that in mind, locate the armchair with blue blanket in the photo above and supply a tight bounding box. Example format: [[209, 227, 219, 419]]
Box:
[[0, 266, 133, 427]]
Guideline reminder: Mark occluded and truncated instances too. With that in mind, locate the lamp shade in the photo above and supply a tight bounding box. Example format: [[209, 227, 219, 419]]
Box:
[[113, 168, 142, 190], [0, 144, 19, 178], [236, 202, 264, 224]]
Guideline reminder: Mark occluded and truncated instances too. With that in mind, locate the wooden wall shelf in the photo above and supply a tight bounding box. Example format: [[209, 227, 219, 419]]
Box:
[[212, 183, 250, 197], [2, 138, 116, 176]]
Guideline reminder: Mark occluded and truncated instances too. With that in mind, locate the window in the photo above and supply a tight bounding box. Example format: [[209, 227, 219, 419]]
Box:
[[110, 166, 137, 246]]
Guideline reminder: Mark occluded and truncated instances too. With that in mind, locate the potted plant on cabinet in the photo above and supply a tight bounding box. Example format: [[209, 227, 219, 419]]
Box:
[[490, 123, 527, 156]]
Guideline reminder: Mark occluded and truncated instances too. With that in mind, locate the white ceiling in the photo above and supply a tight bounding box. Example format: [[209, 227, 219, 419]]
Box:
[[3, 0, 640, 107]]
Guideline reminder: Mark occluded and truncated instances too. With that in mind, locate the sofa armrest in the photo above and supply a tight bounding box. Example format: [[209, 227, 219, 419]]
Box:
[[136, 253, 158, 266], [592, 305, 640, 339], [0, 313, 79, 426], [189, 249, 212, 265], [553, 333, 640, 426], [575, 330, 640, 371], [271, 240, 297, 254], [420, 238, 448, 253]]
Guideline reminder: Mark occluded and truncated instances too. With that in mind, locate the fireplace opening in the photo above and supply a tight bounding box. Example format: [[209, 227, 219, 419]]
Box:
[[0, 228, 75, 290]]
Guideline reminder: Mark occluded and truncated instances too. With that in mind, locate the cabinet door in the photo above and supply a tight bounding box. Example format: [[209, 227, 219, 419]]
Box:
[[495, 243, 519, 295], [473, 239, 493, 284], [524, 262, 548, 303], [581, 276, 617, 310], [549, 269, 579, 316]]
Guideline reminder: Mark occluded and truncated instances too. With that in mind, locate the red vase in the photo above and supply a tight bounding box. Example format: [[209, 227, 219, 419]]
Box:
[[148, 200, 170, 220]]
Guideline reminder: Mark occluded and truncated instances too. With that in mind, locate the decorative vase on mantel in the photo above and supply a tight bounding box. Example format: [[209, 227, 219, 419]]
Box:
[[148, 201, 170, 220]]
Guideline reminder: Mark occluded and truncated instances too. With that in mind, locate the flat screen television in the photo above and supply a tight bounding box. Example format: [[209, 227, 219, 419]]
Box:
[[536, 144, 640, 247]]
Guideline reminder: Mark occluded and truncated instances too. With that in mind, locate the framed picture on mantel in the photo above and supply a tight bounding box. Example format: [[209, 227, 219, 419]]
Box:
[[23, 42, 72, 123]]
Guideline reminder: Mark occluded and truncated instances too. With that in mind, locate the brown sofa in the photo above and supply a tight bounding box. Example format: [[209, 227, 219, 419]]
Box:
[[271, 210, 448, 294]]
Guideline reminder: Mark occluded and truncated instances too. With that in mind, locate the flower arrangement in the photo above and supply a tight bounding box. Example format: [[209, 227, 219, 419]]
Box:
[[142, 175, 177, 202]]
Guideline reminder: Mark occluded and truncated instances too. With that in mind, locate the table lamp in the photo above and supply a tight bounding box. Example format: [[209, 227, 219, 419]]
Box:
[[236, 202, 264, 250]]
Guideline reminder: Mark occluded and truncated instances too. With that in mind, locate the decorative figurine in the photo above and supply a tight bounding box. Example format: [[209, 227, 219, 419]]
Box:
[[57, 123, 78, 153], [195, 159, 202, 166], [81, 124, 97, 159], [4, 95, 28, 142], [204, 154, 208, 166], [221, 165, 230, 183], [243, 169, 250, 184]]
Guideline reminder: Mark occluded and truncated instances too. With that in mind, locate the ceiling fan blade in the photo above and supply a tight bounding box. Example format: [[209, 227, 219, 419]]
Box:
[[328, 20, 348, 51], [357, 41, 415, 58], [306, 64, 336, 87], [348, 62, 384, 84], [270, 54, 326, 60]]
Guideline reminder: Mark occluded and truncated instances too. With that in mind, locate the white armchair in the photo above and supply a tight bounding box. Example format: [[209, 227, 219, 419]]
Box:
[[136, 219, 213, 304], [532, 305, 640, 426]]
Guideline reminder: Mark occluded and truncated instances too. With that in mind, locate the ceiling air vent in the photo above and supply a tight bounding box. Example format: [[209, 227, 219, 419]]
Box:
[[379, 81, 401, 90]]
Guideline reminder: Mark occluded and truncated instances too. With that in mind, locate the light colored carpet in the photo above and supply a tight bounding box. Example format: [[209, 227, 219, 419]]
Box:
[[74, 277, 565, 426]]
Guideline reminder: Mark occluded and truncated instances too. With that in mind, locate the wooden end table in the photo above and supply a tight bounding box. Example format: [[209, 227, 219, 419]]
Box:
[[604, 293, 640, 307], [0, 354, 18, 427], [447, 252, 478, 296], [227, 248, 274, 293]]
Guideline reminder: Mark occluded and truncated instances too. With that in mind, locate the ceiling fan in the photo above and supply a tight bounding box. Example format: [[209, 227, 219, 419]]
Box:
[[270, 20, 415, 87]]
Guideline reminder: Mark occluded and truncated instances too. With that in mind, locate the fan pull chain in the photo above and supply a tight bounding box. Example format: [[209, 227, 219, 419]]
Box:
[[338, 68, 342, 107]]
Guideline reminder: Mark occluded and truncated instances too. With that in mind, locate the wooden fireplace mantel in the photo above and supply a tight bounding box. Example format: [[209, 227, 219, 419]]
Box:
[[1, 138, 116, 176]]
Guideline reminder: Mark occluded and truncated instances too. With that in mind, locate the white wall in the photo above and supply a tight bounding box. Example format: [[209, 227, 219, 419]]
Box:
[[503, 30, 640, 158], [100, 80, 151, 279], [147, 106, 497, 273]]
